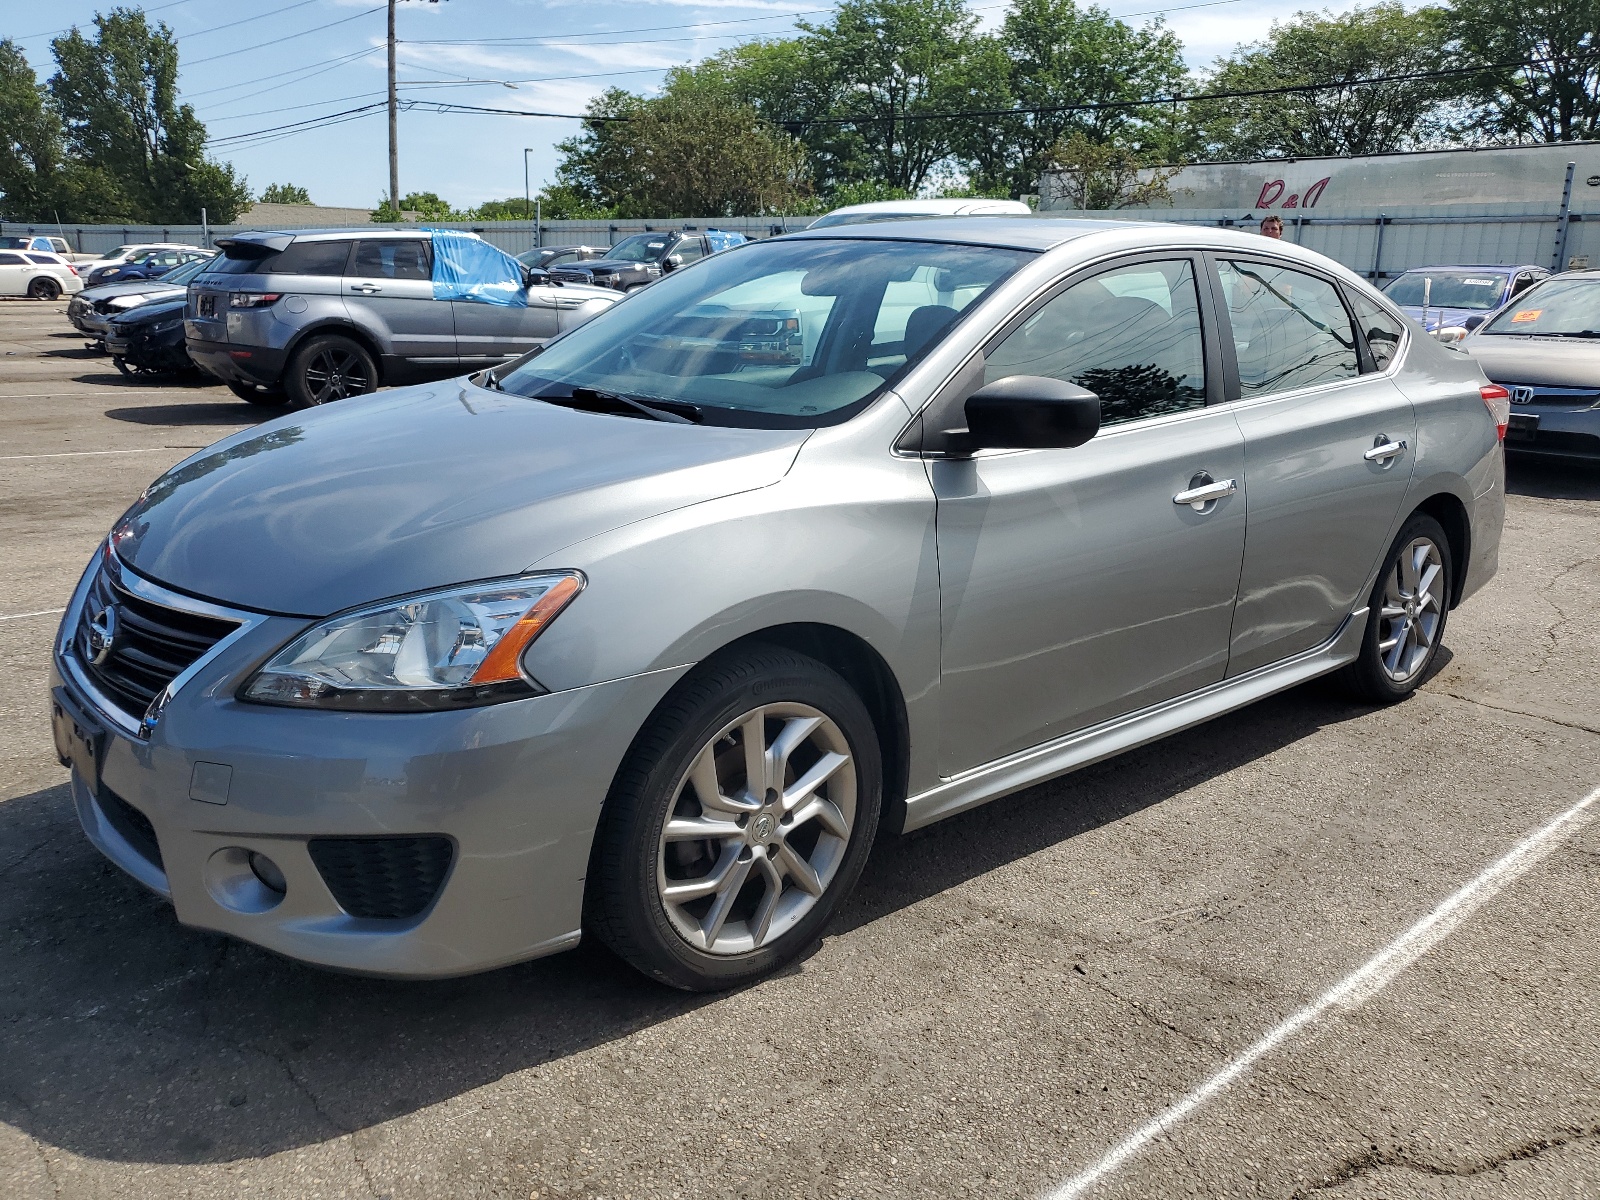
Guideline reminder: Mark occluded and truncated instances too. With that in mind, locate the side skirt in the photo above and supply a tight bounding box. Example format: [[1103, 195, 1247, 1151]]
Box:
[[901, 610, 1368, 832]]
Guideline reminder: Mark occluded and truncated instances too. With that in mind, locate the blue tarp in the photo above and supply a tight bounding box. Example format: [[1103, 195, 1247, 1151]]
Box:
[[428, 229, 527, 307]]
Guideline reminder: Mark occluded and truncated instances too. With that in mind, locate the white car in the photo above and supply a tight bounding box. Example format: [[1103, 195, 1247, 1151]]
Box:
[[809, 197, 1034, 228], [0, 249, 84, 299], [0, 234, 86, 261], [78, 242, 201, 275]]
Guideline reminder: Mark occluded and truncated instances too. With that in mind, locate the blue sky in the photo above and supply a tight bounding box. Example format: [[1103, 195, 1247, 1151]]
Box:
[[12, 0, 1348, 211]]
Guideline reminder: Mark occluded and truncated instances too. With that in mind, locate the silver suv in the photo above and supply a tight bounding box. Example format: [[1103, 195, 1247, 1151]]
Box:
[[185, 228, 619, 407]]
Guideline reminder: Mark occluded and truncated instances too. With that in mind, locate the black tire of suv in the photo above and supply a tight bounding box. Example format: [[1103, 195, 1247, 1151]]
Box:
[[28, 277, 61, 300], [1336, 512, 1454, 705], [284, 334, 378, 409], [226, 380, 287, 407], [586, 644, 882, 991]]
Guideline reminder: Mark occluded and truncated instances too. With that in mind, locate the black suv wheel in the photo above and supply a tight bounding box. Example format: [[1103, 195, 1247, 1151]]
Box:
[[285, 334, 378, 408]]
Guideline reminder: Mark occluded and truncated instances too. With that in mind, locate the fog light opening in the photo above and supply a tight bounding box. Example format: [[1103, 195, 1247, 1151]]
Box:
[[248, 851, 287, 894]]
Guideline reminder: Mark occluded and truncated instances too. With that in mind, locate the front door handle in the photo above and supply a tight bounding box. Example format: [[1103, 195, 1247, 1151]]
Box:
[[1364, 437, 1407, 463], [351, 283, 382, 294], [1173, 477, 1237, 510]]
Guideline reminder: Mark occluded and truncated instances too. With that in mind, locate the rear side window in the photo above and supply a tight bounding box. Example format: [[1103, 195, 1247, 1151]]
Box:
[[261, 240, 354, 276], [1218, 261, 1359, 398], [1349, 294, 1405, 371], [352, 239, 431, 280], [25, 253, 58, 264]]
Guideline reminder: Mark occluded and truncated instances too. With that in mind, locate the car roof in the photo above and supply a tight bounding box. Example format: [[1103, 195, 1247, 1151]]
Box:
[[1391, 264, 1544, 273], [824, 198, 1034, 217]]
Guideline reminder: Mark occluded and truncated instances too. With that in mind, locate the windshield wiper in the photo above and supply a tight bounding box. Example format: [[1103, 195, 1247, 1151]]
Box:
[[479, 368, 504, 391], [540, 387, 700, 424], [1531, 330, 1600, 338]]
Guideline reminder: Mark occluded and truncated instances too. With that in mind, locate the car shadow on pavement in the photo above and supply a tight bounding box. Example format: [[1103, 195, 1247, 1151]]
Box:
[[106, 402, 281, 426], [1506, 454, 1600, 501], [0, 683, 1365, 1166], [71, 371, 218, 389]]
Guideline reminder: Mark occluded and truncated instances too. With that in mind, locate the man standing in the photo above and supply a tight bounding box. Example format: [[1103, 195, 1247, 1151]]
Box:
[[1259, 214, 1284, 238]]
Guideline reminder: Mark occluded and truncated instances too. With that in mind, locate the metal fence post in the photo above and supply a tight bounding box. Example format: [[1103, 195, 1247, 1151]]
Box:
[[1554, 160, 1576, 271], [1371, 214, 1387, 282]]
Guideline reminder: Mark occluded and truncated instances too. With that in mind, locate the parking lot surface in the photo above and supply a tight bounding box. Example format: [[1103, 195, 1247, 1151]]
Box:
[[2, 299, 1598, 1199]]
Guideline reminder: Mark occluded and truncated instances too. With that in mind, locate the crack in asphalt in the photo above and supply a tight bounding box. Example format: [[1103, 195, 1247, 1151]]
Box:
[[1532, 551, 1599, 674], [1292, 1121, 1600, 1196], [1435, 689, 1600, 737], [8, 1091, 63, 1199]]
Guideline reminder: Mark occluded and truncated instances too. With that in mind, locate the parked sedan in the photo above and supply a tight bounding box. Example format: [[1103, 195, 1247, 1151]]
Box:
[[1383, 264, 1548, 338], [51, 220, 1504, 989], [88, 246, 211, 286], [549, 229, 746, 292], [68, 256, 214, 344], [0, 249, 84, 299], [1463, 270, 1600, 460]]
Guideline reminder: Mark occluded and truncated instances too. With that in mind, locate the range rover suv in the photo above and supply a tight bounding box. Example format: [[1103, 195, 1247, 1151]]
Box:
[[185, 228, 620, 407]]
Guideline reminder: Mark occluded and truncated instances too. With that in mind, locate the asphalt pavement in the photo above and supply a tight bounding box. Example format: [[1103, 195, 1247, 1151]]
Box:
[[2, 299, 1598, 1199]]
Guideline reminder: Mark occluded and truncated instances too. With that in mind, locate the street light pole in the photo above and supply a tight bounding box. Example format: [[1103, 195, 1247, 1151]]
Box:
[[387, 0, 399, 216], [524, 147, 533, 221]]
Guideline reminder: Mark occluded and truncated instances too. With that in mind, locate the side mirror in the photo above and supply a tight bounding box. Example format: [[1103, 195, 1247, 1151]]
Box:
[[961, 375, 1101, 450], [523, 266, 560, 288], [1463, 313, 1485, 330], [664, 254, 683, 270]]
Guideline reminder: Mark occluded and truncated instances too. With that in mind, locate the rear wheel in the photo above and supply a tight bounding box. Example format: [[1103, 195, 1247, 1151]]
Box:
[[284, 334, 377, 408], [226, 380, 287, 407], [587, 645, 881, 990], [28, 276, 61, 300], [1337, 513, 1453, 704]]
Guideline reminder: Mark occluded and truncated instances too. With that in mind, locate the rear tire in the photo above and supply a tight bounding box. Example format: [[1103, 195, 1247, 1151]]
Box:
[[1336, 513, 1453, 704], [28, 277, 61, 300], [587, 645, 881, 991], [227, 380, 287, 406], [284, 334, 377, 408]]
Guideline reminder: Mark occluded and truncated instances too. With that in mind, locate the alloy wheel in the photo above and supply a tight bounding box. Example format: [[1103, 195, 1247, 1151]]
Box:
[[302, 347, 371, 403], [1377, 536, 1444, 683], [656, 703, 856, 955]]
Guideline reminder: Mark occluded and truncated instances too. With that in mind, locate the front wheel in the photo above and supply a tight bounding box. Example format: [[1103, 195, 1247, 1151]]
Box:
[[1337, 513, 1453, 704], [587, 645, 881, 990], [284, 334, 377, 408]]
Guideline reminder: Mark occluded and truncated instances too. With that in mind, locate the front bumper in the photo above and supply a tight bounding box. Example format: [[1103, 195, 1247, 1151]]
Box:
[[50, 561, 687, 978], [1505, 405, 1600, 460]]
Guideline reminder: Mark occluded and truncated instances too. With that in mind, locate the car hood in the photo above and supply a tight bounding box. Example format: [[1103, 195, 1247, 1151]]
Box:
[[113, 379, 810, 616], [1397, 304, 1494, 331], [113, 298, 186, 327], [82, 279, 183, 302], [1464, 335, 1600, 387]]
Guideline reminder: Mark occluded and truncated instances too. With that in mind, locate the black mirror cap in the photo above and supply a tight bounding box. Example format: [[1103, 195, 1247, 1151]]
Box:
[[963, 375, 1101, 449], [1463, 313, 1485, 330]]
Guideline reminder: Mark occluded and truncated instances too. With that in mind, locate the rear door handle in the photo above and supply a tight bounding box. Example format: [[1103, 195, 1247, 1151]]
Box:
[[351, 283, 382, 294], [1173, 478, 1237, 509], [1364, 438, 1407, 463]]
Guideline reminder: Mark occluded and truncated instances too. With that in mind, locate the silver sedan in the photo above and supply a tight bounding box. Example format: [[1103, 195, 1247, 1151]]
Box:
[[50, 219, 1506, 988]]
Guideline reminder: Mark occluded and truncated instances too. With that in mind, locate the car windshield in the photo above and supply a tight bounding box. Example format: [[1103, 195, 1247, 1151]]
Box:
[[156, 257, 210, 285], [604, 234, 670, 263], [495, 237, 1033, 428], [1384, 270, 1507, 310], [1479, 276, 1600, 336]]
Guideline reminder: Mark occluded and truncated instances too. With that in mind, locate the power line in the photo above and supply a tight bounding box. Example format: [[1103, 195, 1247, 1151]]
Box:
[[185, 5, 385, 68], [187, 47, 378, 101], [11, 0, 194, 42], [176, 0, 324, 42]]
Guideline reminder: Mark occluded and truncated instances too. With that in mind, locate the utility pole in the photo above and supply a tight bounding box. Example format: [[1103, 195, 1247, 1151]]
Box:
[[387, 0, 399, 217]]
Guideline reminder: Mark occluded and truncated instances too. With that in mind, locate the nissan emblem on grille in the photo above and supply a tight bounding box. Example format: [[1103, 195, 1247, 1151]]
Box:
[[1511, 386, 1535, 404], [86, 605, 118, 665]]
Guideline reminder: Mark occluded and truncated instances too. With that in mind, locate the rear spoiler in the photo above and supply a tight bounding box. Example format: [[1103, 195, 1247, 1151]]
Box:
[[214, 233, 295, 256]]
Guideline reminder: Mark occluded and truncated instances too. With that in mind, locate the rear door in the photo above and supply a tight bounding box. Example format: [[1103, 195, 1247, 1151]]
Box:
[[345, 238, 455, 364], [1213, 256, 1418, 675]]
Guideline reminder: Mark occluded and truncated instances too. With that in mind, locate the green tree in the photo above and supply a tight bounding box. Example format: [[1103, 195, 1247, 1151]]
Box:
[[1199, 4, 1459, 159], [471, 196, 536, 220], [49, 8, 249, 222], [0, 39, 68, 220], [258, 182, 312, 205], [969, 0, 1192, 199], [1044, 130, 1181, 208], [554, 78, 808, 217], [1451, 0, 1600, 142], [371, 190, 463, 221], [796, 0, 1010, 194]]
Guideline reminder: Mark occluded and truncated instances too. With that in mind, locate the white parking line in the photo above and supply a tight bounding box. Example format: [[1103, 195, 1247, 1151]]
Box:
[[1044, 783, 1600, 1200], [0, 447, 173, 462], [0, 609, 63, 622]]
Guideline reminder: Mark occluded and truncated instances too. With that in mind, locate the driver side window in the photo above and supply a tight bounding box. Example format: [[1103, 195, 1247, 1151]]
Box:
[[984, 259, 1208, 426]]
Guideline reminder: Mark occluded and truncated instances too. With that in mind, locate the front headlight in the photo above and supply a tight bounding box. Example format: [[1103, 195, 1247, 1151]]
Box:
[[241, 573, 582, 711], [1433, 326, 1469, 343], [148, 318, 184, 334], [107, 294, 146, 309]]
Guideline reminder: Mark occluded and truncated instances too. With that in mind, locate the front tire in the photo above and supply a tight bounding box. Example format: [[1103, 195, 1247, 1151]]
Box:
[[227, 380, 286, 406], [284, 334, 377, 408], [587, 645, 882, 991], [1337, 513, 1453, 704]]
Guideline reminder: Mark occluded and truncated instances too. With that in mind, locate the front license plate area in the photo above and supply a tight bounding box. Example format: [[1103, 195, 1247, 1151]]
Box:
[[51, 686, 106, 795], [1506, 413, 1539, 442]]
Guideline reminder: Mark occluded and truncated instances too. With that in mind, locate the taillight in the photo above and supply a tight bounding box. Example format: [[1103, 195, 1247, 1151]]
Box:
[[67, 265, 79, 276], [1480, 383, 1511, 442], [230, 292, 281, 309]]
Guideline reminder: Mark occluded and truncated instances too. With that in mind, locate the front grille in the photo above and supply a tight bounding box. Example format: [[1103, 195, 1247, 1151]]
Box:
[[1522, 429, 1600, 456], [308, 837, 454, 920], [73, 563, 238, 720], [553, 267, 595, 285], [1505, 384, 1600, 409], [98, 787, 163, 869]]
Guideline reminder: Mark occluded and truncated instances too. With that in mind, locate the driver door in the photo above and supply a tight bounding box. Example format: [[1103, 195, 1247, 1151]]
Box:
[[930, 255, 1248, 776]]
